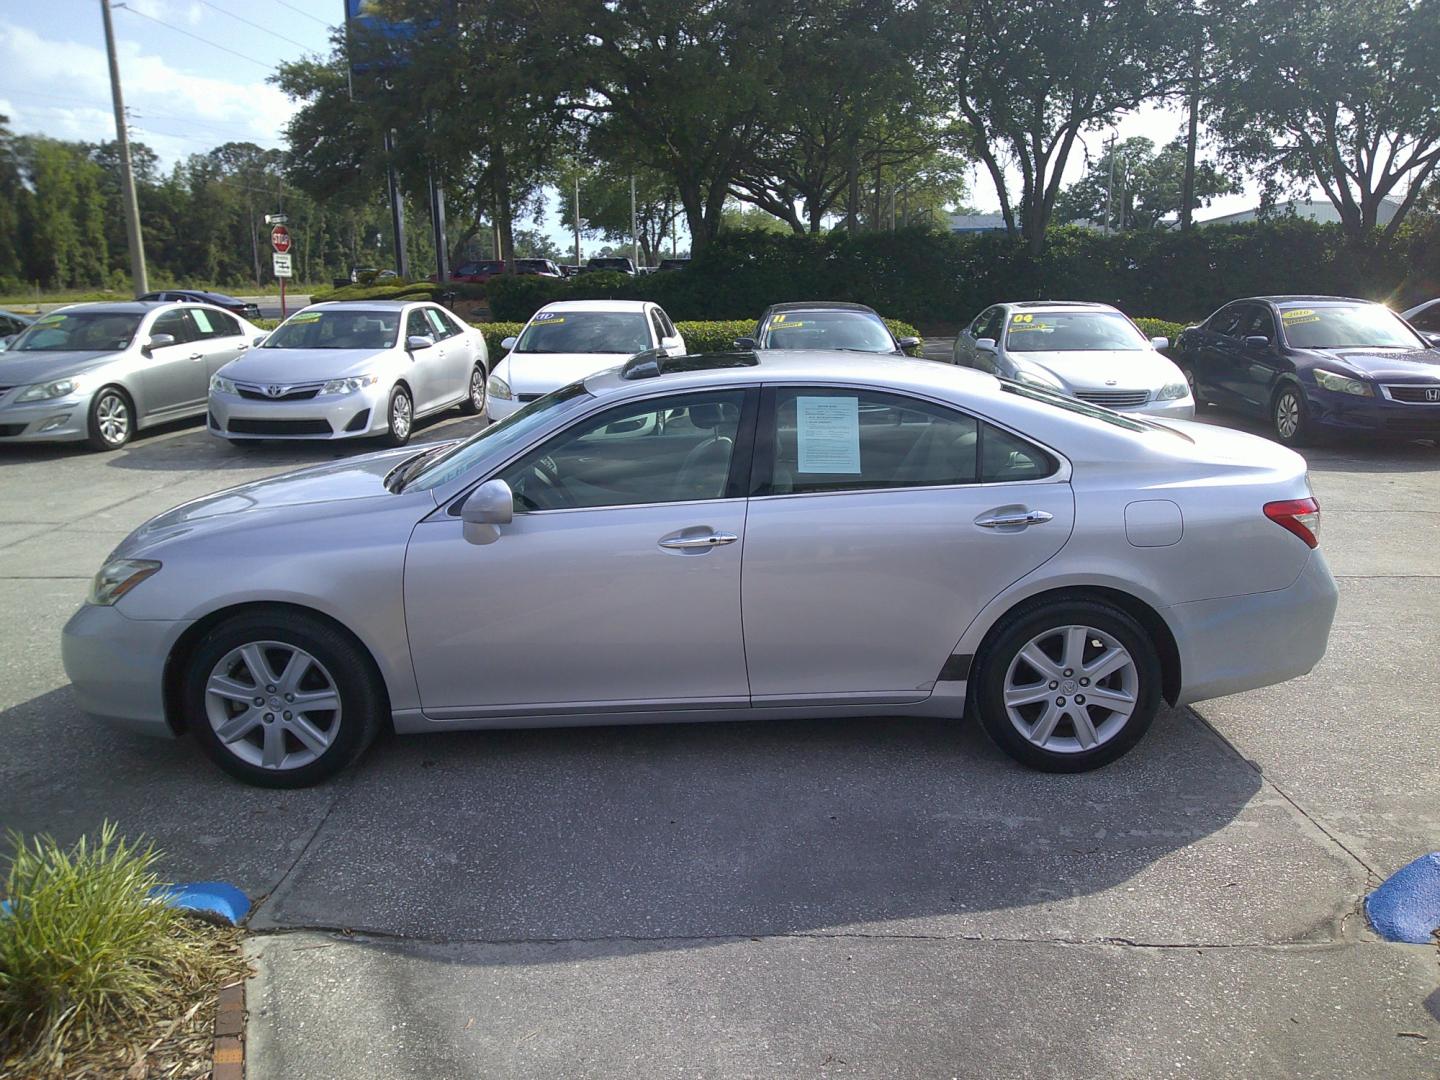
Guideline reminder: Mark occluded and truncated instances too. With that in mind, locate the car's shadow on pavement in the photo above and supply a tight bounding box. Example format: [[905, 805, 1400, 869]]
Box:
[[1192, 408, 1440, 471], [5, 682, 1360, 959]]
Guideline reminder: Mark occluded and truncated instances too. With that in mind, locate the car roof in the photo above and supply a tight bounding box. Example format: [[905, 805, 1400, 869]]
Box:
[[303, 300, 434, 311], [1004, 300, 1115, 311], [537, 299, 651, 313], [47, 301, 171, 314], [763, 301, 878, 314], [1241, 295, 1368, 306]]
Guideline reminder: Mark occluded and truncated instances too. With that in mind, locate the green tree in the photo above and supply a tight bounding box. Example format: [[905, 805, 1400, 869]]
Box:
[[1208, 0, 1440, 236], [15, 138, 109, 289], [1055, 136, 1239, 230]]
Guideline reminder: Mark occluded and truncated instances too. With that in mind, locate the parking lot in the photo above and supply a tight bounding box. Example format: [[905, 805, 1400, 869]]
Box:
[[1, 357, 1438, 1077]]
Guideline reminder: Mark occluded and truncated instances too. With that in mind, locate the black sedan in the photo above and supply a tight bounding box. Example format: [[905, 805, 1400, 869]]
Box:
[[1174, 295, 1440, 445], [139, 290, 261, 320], [737, 301, 920, 356]]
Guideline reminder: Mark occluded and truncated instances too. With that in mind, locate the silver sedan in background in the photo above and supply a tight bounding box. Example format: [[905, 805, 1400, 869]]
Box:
[[0, 301, 265, 450], [208, 301, 489, 446], [62, 350, 1337, 788]]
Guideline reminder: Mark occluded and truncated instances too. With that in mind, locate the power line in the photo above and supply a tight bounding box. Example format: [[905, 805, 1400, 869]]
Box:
[[271, 0, 332, 28], [190, 0, 316, 51], [112, 2, 273, 69], [3, 88, 269, 139]]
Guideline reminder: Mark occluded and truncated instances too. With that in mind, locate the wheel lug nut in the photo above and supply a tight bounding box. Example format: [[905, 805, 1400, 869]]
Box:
[[266, 685, 277, 693], [1075, 695, 1086, 705], [1049, 681, 1059, 690], [285, 693, 294, 702], [1079, 678, 1089, 687], [1056, 697, 1066, 706], [253, 697, 264, 706], [1063, 669, 1073, 677], [263, 713, 274, 722], [283, 711, 292, 720]]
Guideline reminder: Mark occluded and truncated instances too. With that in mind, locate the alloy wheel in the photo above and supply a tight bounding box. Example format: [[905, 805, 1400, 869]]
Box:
[[204, 641, 342, 771], [96, 392, 130, 445], [391, 391, 412, 440], [1002, 624, 1138, 753], [1275, 391, 1301, 439], [470, 367, 486, 411]]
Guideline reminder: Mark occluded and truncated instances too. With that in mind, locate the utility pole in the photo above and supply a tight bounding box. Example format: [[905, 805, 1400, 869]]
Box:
[[100, 0, 147, 296], [573, 175, 581, 268], [1103, 132, 1117, 235], [630, 175, 639, 270], [1180, 32, 1202, 232], [382, 130, 409, 278]]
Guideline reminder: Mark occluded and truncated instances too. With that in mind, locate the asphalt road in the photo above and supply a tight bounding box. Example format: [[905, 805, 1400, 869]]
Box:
[[0, 370, 1436, 1078]]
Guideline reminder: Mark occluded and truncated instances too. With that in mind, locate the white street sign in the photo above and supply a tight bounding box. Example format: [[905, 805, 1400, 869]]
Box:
[[272, 252, 293, 278]]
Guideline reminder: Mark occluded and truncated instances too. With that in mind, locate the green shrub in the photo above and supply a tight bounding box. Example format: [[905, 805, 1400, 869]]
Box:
[[1134, 317, 1189, 343], [471, 318, 925, 359], [308, 279, 488, 305], [0, 824, 232, 1070], [478, 322, 527, 358]]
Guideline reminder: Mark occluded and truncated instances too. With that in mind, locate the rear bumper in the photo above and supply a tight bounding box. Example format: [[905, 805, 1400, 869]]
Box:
[[61, 603, 187, 737], [1170, 548, 1338, 705]]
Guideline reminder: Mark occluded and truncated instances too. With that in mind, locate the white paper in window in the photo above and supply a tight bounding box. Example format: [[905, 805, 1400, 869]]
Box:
[[190, 308, 214, 334], [796, 395, 861, 473]]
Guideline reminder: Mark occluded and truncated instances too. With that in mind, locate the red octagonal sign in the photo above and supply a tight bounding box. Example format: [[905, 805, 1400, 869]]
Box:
[[270, 225, 291, 254]]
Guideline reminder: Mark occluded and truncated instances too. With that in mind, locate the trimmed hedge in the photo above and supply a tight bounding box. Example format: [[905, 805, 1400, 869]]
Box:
[[1133, 317, 1188, 342], [475, 318, 924, 360], [308, 279, 489, 304]]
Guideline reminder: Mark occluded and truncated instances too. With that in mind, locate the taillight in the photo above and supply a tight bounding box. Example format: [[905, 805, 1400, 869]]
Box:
[[1264, 497, 1320, 548]]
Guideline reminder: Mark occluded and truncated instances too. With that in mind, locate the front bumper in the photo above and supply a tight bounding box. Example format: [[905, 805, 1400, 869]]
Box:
[[208, 385, 389, 440], [1127, 395, 1195, 420], [0, 390, 93, 442], [1170, 548, 1338, 705], [61, 603, 189, 737], [1307, 386, 1440, 438]]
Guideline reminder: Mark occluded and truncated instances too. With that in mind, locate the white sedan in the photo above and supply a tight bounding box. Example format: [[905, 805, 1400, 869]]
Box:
[[487, 300, 685, 420], [208, 301, 489, 446], [953, 301, 1194, 419]]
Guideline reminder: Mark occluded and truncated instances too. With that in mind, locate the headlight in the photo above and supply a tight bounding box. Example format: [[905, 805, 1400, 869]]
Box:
[[1156, 382, 1189, 401], [487, 374, 513, 400], [1314, 368, 1373, 396], [322, 374, 380, 395], [1013, 368, 1062, 391], [88, 559, 161, 606], [17, 378, 80, 402], [210, 375, 237, 395]]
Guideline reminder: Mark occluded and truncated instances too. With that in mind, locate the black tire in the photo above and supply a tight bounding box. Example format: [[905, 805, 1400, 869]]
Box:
[[972, 598, 1162, 773], [380, 384, 413, 448], [1178, 364, 1205, 407], [183, 610, 386, 788], [86, 386, 134, 451], [1272, 383, 1313, 446], [460, 364, 487, 415]]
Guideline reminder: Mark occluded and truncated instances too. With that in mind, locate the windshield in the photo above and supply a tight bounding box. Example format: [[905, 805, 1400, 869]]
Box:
[[406, 382, 593, 491], [515, 311, 651, 354], [8, 311, 142, 352], [261, 309, 399, 350], [1004, 311, 1148, 353], [758, 311, 896, 352], [1279, 305, 1423, 349]]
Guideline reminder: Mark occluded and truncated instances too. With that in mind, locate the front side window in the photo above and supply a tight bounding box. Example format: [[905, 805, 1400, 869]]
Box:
[[758, 310, 896, 353], [1409, 305, 1440, 333], [514, 310, 652, 354], [262, 309, 400, 350], [151, 309, 195, 345], [9, 311, 142, 352], [1003, 311, 1147, 352], [1241, 307, 1276, 342], [977, 308, 1003, 341], [1278, 304, 1424, 349], [423, 307, 457, 339], [498, 390, 748, 511]]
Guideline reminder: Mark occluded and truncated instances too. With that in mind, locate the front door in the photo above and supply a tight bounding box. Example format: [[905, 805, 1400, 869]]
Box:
[[138, 309, 206, 418], [404, 386, 757, 717], [741, 386, 1074, 703]]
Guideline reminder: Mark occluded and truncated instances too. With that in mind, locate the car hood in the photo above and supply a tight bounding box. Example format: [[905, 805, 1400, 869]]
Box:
[[1302, 346, 1440, 380], [1015, 350, 1182, 390], [0, 350, 124, 386], [218, 347, 391, 384], [112, 446, 431, 557], [498, 352, 631, 395]]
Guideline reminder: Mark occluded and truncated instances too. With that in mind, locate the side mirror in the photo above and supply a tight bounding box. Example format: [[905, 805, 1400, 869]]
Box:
[[460, 478, 513, 545], [499, 336, 518, 351], [975, 337, 997, 352], [407, 334, 435, 351], [734, 336, 756, 350], [252, 334, 268, 347], [146, 333, 176, 352], [1244, 335, 1271, 350], [1150, 336, 1169, 350], [1423, 332, 1440, 348], [897, 335, 921, 352]]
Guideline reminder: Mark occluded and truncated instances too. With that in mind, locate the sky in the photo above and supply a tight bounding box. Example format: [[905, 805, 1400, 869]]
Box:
[[0, 0, 1262, 259]]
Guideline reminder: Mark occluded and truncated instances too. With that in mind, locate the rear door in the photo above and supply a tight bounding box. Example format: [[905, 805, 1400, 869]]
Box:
[[740, 385, 1074, 704], [188, 307, 249, 379], [424, 306, 472, 402]]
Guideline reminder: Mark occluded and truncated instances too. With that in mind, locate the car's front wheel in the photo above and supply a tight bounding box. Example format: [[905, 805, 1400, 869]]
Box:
[[973, 598, 1161, 772], [184, 611, 386, 787], [1272, 384, 1313, 446], [1178, 364, 1204, 407], [86, 386, 134, 451], [381, 385, 413, 447], [460, 364, 486, 415]]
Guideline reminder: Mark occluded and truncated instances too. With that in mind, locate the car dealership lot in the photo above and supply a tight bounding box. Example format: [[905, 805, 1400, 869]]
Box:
[[0, 397, 1437, 1076]]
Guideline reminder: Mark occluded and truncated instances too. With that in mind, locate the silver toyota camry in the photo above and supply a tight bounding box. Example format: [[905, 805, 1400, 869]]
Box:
[[63, 351, 1337, 787], [0, 301, 265, 450]]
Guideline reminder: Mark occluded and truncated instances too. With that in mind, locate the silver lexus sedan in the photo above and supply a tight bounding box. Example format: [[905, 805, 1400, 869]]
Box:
[[63, 351, 1337, 787], [0, 301, 265, 450]]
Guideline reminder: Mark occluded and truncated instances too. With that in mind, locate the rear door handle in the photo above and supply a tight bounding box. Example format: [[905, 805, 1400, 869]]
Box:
[[658, 531, 739, 551], [975, 509, 1053, 529]]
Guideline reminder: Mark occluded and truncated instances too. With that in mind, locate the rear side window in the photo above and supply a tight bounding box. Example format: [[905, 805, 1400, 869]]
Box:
[[190, 308, 240, 339]]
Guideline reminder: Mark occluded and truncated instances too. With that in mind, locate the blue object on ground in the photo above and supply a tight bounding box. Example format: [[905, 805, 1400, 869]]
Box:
[[149, 881, 251, 925], [1365, 852, 1440, 944]]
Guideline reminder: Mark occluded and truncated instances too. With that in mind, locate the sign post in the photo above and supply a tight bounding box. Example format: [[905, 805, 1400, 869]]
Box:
[[269, 221, 292, 319]]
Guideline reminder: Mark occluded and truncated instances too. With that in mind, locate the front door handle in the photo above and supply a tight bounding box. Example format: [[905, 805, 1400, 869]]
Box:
[[188, 352, 204, 361], [658, 531, 739, 551], [975, 509, 1053, 529]]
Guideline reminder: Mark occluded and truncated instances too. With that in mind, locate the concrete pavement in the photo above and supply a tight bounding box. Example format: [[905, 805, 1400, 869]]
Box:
[[0, 387, 1436, 1077]]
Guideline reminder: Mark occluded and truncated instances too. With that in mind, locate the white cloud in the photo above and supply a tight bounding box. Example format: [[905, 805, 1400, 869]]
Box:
[[0, 21, 298, 166]]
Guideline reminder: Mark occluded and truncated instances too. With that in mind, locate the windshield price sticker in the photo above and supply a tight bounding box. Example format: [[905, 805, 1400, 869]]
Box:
[[289, 311, 321, 324], [796, 395, 862, 474], [533, 312, 564, 322], [1282, 308, 1320, 325]]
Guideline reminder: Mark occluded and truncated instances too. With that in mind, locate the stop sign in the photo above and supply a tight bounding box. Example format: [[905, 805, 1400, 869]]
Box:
[[270, 225, 291, 254]]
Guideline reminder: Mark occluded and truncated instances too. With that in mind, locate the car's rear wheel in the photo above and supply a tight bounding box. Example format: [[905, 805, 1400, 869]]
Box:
[[1272, 384, 1313, 446], [86, 386, 134, 451], [381, 385, 413, 447], [973, 599, 1161, 772], [184, 611, 386, 787], [460, 364, 486, 415]]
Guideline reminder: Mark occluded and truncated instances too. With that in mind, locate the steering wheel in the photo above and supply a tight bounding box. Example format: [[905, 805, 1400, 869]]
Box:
[[512, 456, 573, 510]]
